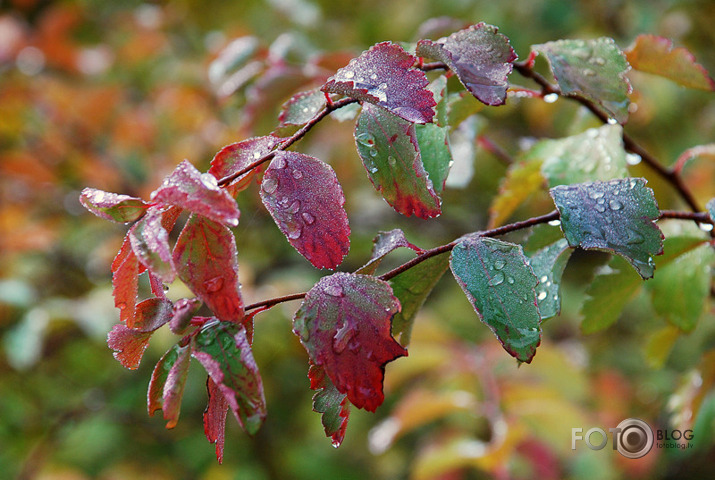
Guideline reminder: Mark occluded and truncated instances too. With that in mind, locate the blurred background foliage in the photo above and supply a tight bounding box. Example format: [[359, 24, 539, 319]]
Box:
[[1, 0, 714, 479]]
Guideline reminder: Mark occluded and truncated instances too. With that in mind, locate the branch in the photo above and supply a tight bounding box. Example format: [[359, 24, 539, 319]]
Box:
[[217, 97, 359, 187], [513, 61, 702, 212]]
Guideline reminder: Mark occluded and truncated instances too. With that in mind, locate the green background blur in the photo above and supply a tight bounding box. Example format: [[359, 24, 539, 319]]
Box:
[[1, 0, 714, 479]]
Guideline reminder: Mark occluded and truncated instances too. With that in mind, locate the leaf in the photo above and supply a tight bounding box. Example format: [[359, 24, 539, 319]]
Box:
[[112, 233, 141, 324], [533, 38, 631, 124], [644, 325, 681, 369], [390, 252, 450, 346], [292, 272, 407, 412], [151, 160, 240, 227], [488, 158, 544, 228], [260, 151, 351, 269], [107, 324, 152, 370], [708, 198, 715, 223], [550, 178, 663, 279], [192, 321, 267, 435], [169, 298, 202, 335], [580, 255, 644, 333], [208, 136, 283, 193], [147, 343, 192, 428], [526, 239, 572, 321], [538, 124, 628, 188], [415, 123, 452, 196], [645, 236, 713, 332], [204, 377, 229, 463], [321, 42, 436, 124], [416, 23, 516, 106], [358, 229, 422, 275], [173, 214, 244, 323], [208, 36, 263, 98], [625, 35, 715, 91], [79, 188, 148, 223], [309, 363, 350, 448], [355, 104, 441, 218], [129, 206, 180, 283], [278, 89, 326, 126], [127, 297, 173, 331], [450, 236, 541, 362]]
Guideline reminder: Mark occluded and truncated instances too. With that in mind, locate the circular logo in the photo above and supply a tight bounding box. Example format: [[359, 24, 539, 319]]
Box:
[[615, 418, 654, 459]]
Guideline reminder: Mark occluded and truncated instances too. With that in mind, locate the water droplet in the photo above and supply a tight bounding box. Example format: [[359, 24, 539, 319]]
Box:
[[540, 275, 548, 283], [595, 203, 606, 213], [292, 169, 303, 179], [369, 149, 378, 158], [343, 70, 355, 79], [200, 173, 219, 189], [379, 82, 387, 90], [626, 153, 642, 165], [506, 276, 515, 284], [583, 68, 596, 77], [699, 222, 714, 232], [609, 199, 623, 211], [287, 224, 302, 239], [543, 93, 558, 103], [356, 132, 375, 146], [324, 283, 344, 297], [272, 155, 287, 169], [302, 212, 315, 224], [537, 291, 547, 301], [287, 200, 300, 214], [493, 259, 506, 270], [626, 229, 644, 245], [607, 118, 618, 125], [387, 156, 397, 167], [370, 73, 378, 80], [548, 219, 561, 227], [203, 276, 224, 293], [253, 151, 261, 159], [488, 272, 505, 286], [589, 190, 605, 200], [262, 177, 278, 194], [333, 322, 355, 353]]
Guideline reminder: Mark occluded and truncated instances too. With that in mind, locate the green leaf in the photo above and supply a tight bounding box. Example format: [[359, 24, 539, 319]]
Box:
[[645, 236, 713, 332], [192, 321, 266, 435], [278, 89, 326, 126], [625, 35, 715, 91], [527, 239, 572, 321], [533, 38, 631, 124], [415, 123, 452, 196], [147, 343, 192, 428], [580, 255, 642, 334], [357, 229, 422, 275], [355, 103, 441, 218], [390, 252, 450, 346], [308, 363, 350, 448], [550, 178, 663, 279], [538, 124, 628, 188], [450, 236, 541, 362]]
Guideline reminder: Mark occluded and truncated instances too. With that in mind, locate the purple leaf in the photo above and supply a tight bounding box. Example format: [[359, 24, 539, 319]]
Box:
[[416, 23, 516, 106], [260, 151, 350, 270], [173, 214, 245, 323], [79, 188, 148, 224], [293, 273, 408, 412], [358, 229, 423, 275], [192, 321, 267, 436], [355, 104, 441, 219], [208, 136, 283, 193], [309, 363, 350, 448], [169, 298, 202, 335], [151, 160, 240, 227], [148, 343, 192, 429], [322, 42, 436, 124]]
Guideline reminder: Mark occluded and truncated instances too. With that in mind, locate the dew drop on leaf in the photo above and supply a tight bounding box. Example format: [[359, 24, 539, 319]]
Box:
[[493, 259, 506, 270], [609, 199, 623, 210], [488, 272, 505, 286], [262, 178, 278, 194], [203, 276, 224, 293], [287, 200, 301, 214], [302, 212, 315, 225], [323, 284, 344, 297], [543, 93, 559, 103], [291, 169, 303, 179], [273, 155, 287, 169], [287, 225, 302, 239]]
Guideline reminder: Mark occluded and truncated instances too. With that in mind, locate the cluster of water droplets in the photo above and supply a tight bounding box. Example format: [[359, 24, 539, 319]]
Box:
[[356, 132, 380, 173]]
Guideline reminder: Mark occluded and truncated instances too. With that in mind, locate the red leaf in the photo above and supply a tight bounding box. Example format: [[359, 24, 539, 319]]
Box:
[[309, 363, 350, 447], [129, 205, 181, 283], [147, 343, 192, 429], [151, 160, 240, 227], [260, 151, 350, 270], [79, 187, 148, 223], [192, 322, 267, 435], [208, 136, 283, 193], [204, 377, 229, 463], [172, 214, 245, 323], [293, 273, 407, 412], [127, 297, 173, 331], [417, 23, 516, 106], [112, 233, 140, 323], [169, 298, 202, 335], [322, 42, 436, 124], [107, 324, 152, 370]]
